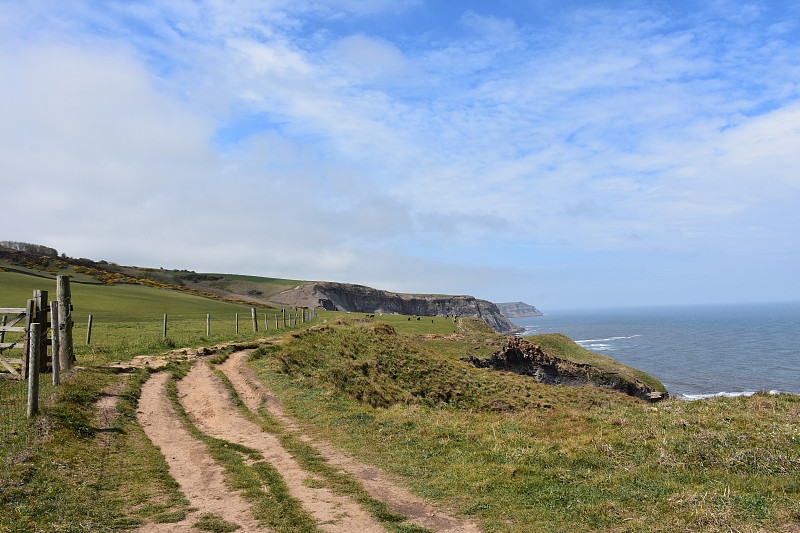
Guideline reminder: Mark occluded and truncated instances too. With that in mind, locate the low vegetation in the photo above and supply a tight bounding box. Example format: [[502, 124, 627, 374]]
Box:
[[250, 316, 800, 532]]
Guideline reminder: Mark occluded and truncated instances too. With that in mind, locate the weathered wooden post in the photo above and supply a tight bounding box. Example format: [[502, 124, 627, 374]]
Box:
[[251, 308, 258, 333], [57, 275, 74, 371], [0, 315, 6, 345], [21, 299, 34, 380], [33, 290, 48, 372], [206, 314, 211, 336], [163, 314, 168, 339], [50, 302, 60, 386], [86, 315, 93, 345], [235, 313, 239, 333], [27, 323, 41, 418], [275, 314, 279, 329], [282, 309, 286, 328], [264, 313, 268, 331]]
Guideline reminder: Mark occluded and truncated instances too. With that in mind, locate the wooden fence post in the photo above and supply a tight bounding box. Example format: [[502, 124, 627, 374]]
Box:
[[275, 314, 279, 329], [282, 309, 286, 328], [264, 313, 268, 331], [50, 302, 60, 386], [21, 299, 34, 380], [0, 315, 5, 345], [27, 323, 41, 418], [86, 315, 93, 345], [251, 308, 258, 333], [235, 313, 239, 333], [57, 275, 74, 371], [33, 290, 48, 372], [206, 314, 210, 336], [163, 314, 168, 339]]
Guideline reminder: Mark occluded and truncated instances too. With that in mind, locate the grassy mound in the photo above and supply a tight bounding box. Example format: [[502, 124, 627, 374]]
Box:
[[256, 315, 642, 412]]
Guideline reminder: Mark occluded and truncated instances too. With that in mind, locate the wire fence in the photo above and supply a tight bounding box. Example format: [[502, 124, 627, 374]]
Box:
[[0, 307, 318, 457]]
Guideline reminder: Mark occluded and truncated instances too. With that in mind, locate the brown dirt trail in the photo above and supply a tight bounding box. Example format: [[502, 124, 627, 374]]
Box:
[[220, 350, 483, 533], [136, 371, 268, 532], [178, 360, 386, 533]]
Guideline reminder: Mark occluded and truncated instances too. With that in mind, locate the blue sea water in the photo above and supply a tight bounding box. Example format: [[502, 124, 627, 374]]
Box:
[[511, 302, 800, 399]]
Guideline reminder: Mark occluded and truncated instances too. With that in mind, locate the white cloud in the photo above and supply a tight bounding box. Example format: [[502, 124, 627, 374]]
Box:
[[331, 34, 415, 84]]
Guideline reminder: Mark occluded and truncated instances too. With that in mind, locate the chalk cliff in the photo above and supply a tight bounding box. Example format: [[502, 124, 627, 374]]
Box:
[[270, 281, 524, 334]]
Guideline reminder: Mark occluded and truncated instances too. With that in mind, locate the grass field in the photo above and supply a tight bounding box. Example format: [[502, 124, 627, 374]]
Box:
[[0, 270, 306, 364]]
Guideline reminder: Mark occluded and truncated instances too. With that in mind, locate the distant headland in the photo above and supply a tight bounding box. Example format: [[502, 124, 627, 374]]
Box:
[[495, 301, 543, 318]]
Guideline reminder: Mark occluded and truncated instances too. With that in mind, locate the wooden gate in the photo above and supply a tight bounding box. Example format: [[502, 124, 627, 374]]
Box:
[[0, 290, 49, 380]]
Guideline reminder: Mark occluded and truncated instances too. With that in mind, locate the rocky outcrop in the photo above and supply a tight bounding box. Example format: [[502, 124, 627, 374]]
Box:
[[270, 281, 524, 334], [495, 302, 543, 318], [462, 337, 667, 402]]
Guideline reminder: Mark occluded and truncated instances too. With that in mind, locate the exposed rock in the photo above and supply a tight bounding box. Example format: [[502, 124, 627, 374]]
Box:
[[495, 301, 543, 318], [462, 336, 667, 402], [269, 281, 524, 335]]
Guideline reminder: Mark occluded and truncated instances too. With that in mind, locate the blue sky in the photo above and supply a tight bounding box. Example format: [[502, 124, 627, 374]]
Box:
[[2, 0, 799, 310]]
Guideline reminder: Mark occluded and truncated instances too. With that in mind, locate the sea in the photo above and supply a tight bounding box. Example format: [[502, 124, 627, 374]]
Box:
[[511, 301, 800, 400]]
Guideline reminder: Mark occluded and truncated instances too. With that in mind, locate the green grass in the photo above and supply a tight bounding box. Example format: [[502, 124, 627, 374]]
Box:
[[247, 316, 800, 533], [0, 367, 190, 532], [193, 513, 241, 532]]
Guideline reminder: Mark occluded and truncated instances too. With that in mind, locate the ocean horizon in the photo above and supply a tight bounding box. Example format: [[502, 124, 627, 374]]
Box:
[[511, 301, 800, 399]]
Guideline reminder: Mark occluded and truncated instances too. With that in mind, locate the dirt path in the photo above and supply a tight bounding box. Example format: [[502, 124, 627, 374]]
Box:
[[136, 371, 268, 532], [107, 344, 481, 532], [220, 350, 483, 533], [178, 361, 386, 533]]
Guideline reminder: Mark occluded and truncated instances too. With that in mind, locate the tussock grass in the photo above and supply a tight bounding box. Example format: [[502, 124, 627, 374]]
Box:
[[248, 317, 800, 533]]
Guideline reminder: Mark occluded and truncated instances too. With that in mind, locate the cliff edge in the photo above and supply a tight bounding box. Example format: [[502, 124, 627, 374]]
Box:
[[463, 336, 668, 402], [270, 281, 524, 334]]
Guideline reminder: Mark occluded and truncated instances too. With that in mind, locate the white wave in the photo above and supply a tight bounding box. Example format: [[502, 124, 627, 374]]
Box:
[[576, 334, 641, 343], [679, 390, 781, 401], [579, 343, 614, 351]]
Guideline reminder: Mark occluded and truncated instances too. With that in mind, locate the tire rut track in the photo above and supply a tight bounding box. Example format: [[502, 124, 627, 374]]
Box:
[[178, 360, 386, 533], [219, 349, 483, 533], [136, 371, 268, 532]]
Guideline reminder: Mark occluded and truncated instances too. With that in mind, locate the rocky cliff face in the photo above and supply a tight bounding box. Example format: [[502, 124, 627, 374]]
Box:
[[270, 281, 524, 334], [463, 337, 667, 402], [495, 301, 543, 318]]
